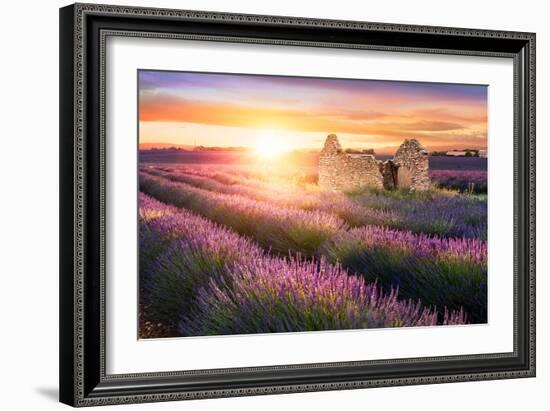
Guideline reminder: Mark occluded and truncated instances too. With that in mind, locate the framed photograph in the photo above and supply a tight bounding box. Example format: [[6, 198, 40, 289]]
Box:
[[59, 3, 536, 407]]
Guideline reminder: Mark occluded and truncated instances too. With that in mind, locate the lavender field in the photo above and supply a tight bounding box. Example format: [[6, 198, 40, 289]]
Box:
[[138, 153, 487, 338]]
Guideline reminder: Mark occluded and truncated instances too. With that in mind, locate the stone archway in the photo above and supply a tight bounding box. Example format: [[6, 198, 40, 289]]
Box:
[[381, 160, 399, 190]]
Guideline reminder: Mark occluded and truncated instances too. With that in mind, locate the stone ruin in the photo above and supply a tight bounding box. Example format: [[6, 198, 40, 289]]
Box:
[[318, 134, 430, 192]]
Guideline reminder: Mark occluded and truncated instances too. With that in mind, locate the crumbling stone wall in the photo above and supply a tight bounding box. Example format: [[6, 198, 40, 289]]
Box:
[[318, 135, 430, 192], [393, 139, 430, 191], [318, 134, 383, 191]]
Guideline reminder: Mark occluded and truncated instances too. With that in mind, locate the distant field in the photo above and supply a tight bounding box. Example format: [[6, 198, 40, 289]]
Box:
[[140, 150, 256, 165], [428, 156, 487, 171], [141, 149, 487, 170], [140, 150, 487, 193]]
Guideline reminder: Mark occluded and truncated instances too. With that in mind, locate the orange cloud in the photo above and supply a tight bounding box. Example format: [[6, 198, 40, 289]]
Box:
[[139, 79, 488, 152]]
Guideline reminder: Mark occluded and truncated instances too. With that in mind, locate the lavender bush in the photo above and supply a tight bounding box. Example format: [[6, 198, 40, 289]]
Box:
[[142, 167, 486, 239], [323, 226, 487, 322], [139, 193, 466, 335], [139, 194, 264, 325], [141, 172, 487, 322], [180, 257, 465, 336], [139, 166, 487, 327], [140, 173, 346, 256], [352, 190, 487, 240]]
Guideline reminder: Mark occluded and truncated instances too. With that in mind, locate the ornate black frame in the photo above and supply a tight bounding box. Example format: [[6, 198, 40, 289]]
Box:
[[59, 3, 536, 407]]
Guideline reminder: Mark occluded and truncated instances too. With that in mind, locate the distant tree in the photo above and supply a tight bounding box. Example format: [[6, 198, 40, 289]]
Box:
[[429, 151, 447, 156], [465, 151, 473, 157], [344, 148, 376, 155]]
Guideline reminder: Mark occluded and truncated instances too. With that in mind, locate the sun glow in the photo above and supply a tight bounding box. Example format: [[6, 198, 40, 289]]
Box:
[[253, 131, 292, 159]]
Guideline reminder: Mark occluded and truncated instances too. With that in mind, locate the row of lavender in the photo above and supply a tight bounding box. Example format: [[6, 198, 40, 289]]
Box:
[[140, 157, 488, 194], [140, 172, 487, 323], [142, 166, 487, 240], [140, 193, 466, 336]]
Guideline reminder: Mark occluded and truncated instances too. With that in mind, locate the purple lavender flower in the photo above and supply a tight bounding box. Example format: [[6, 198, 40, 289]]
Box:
[[139, 193, 264, 325], [139, 193, 467, 336], [142, 167, 486, 239], [180, 256, 465, 336], [324, 225, 487, 322], [140, 173, 346, 256], [139, 167, 487, 326]]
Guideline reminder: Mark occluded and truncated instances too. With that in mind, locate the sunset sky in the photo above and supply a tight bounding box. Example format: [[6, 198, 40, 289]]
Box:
[[138, 70, 488, 154]]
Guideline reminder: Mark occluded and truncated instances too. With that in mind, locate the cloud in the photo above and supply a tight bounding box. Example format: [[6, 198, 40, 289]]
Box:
[[140, 94, 487, 142], [330, 109, 388, 121], [412, 107, 487, 123], [139, 75, 488, 150]]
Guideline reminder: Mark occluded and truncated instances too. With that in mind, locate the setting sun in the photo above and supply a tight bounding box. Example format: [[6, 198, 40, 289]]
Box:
[[253, 132, 291, 159]]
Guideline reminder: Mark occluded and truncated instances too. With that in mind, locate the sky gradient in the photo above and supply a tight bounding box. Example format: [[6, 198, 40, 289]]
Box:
[[138, 70, 488, 153]]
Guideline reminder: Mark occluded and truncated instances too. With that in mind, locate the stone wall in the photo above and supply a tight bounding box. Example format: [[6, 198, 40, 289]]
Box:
[[318, 135, 430, 192], [318, 134, 383, 191], [392, 139, 430, 191]]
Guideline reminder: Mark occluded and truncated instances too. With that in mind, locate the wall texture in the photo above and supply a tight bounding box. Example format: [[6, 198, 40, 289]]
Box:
[[393, 139, 430, 191], [318, 134, 384, 191]]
